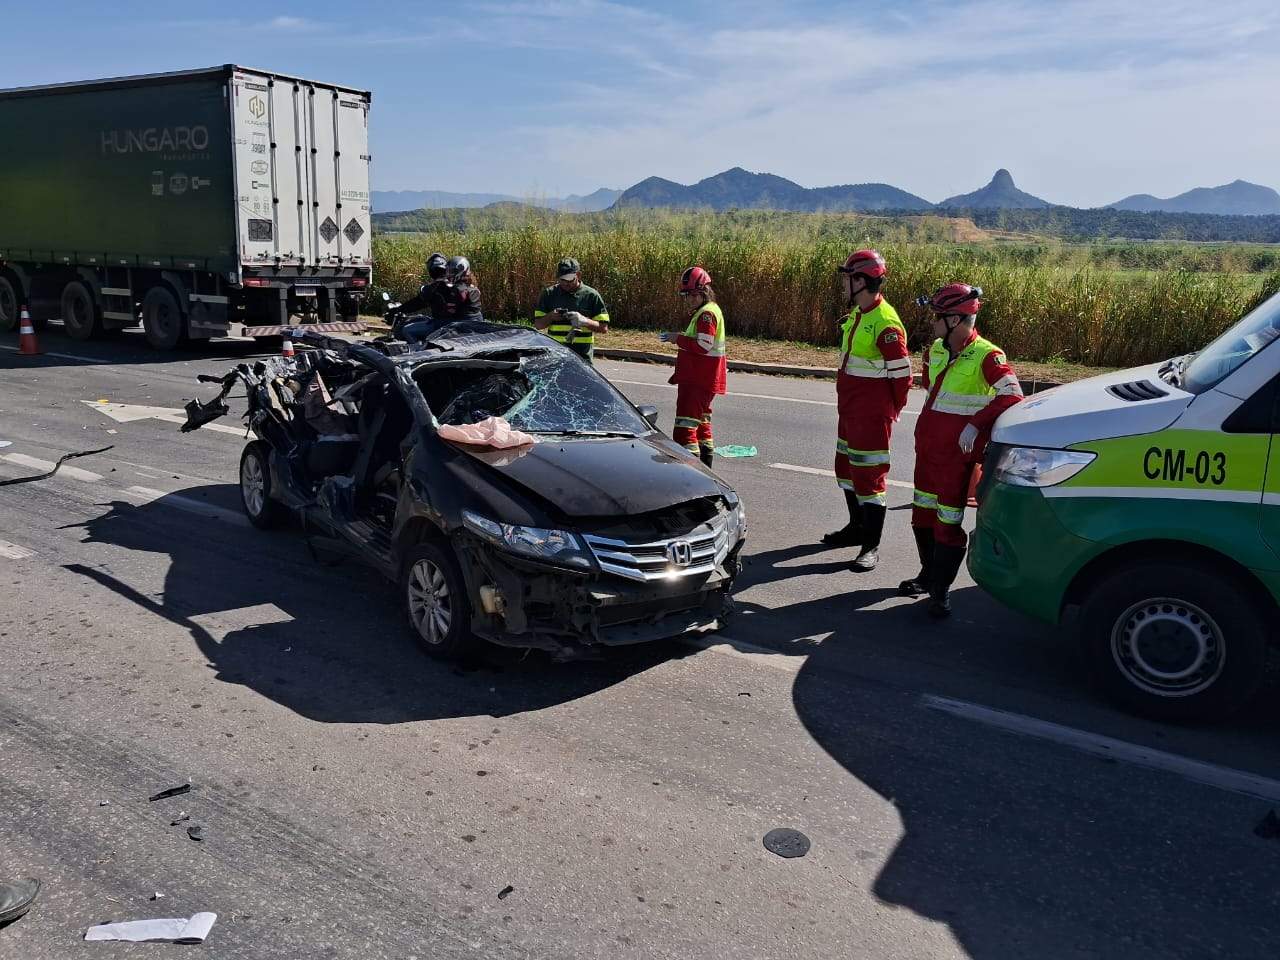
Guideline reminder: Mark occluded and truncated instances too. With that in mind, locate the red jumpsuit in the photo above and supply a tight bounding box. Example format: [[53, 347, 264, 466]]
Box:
[[913, 330, 1023, 547], [670, 302, 727, 456], [834, 298, 912, 506]]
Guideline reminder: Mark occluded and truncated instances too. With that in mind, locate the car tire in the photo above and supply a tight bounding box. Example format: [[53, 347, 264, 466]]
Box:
[[142, 286, 186, 351], [239, 441, 282, 530], [0, 276, 18, 332], [1079, 560, 1268, 721], [61, 282, 100, 340], [402, 541, 475, 659]]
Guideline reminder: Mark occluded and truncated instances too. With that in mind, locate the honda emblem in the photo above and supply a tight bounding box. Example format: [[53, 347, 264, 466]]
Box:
[[666, 540, 693, 568]]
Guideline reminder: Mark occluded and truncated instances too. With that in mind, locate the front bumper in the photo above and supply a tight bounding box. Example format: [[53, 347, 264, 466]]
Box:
[[967, 481, 1096, 626], [456, 535, 741, 655]]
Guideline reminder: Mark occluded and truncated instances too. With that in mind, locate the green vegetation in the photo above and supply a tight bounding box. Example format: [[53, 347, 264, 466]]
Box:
[[371, 208, 1280, 368]]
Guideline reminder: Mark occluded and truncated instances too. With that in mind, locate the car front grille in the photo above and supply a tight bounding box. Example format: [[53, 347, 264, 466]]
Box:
[[583, 516, 729, 583]]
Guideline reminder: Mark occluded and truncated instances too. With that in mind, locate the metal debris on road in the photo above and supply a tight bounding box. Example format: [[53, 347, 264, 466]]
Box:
[[148, 783, 192, 802], [762, 828, 811, 859], [170, 814, 190, 826], [186, 826, 204, 842], [498, 885, 515, 900], [85, 912, 217, 944]]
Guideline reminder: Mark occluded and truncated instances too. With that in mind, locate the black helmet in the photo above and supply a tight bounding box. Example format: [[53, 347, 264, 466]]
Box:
[[446, 255, 470, 283], [426, 252, 447, 280]]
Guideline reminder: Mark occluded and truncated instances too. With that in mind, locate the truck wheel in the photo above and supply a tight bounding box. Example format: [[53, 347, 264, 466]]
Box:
[[141, 286, 186, 350], [239, 441, 282, 530], [1079, 561, 1268, 721], [60, 282, 99, 340], [402, 542, 475, 659], [0, 276, 17, 332]]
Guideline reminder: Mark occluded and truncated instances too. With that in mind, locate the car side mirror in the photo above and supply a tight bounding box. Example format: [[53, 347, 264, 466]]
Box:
[[638, 404, 659, 429]]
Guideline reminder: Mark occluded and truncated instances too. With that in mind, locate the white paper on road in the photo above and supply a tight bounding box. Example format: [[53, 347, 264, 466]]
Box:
[[85, 911, 217, 943]]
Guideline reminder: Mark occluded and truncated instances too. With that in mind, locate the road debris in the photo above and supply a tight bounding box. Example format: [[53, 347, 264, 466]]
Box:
[[717, 445, 758, 458], [148, 783, 192, 802], [186, 826, 204, 842], [85, 911, 217, 944], [0, 444, 113, 487], [1255, 809, 1280, 839], [150, 892, 166, 901], [498, 885, 515, 900], [170, 814, 190, 826], [762, 828, 811, 859]]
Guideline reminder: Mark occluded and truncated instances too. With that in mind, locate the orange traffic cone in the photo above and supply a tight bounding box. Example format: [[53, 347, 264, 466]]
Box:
[[281, 336, 295, 359], [17, 306, 41, 356]]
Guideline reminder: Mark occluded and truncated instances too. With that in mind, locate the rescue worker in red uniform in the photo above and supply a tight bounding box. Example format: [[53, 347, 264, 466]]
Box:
[[660, 266, 727, 469], [822, 249, 912, 573], [904, 283, 1023, 617]]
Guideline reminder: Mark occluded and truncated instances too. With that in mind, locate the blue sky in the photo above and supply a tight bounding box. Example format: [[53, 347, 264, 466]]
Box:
[[5, 1, 1279, 206]]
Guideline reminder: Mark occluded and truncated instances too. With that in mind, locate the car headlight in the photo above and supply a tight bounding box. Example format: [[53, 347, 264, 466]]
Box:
[[461, 510, 594, 570], [723, 492, 746, 542], [991, 446, 1096, 488]]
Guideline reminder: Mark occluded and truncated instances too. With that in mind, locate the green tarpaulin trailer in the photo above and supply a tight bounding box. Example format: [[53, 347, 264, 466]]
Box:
[[0, 65, 372, 348]]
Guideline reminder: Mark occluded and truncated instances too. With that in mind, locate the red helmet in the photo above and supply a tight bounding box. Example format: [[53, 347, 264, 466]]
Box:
[[839, 249, 887, 279], [679, 266, 712, 294], [920, 283, 983, 315]]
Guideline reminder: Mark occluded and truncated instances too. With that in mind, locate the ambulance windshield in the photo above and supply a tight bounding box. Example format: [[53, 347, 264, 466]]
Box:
[[1182, 290, 1280, 394]]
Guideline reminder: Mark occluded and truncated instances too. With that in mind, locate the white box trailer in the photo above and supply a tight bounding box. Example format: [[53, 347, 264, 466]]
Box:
[[0, 64, 374, 349]]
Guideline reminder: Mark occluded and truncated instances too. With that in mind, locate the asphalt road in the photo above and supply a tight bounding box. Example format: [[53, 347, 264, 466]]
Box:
[[1, 325, 1278, 960]]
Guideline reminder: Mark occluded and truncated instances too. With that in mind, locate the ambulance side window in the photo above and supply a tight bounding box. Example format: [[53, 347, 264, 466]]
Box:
[[1222, 373, 1279, 434]]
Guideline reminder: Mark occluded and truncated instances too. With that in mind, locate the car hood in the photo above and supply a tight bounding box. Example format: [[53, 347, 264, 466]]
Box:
[[993, 362, 1193, 449], [452, 433, 728, 518]]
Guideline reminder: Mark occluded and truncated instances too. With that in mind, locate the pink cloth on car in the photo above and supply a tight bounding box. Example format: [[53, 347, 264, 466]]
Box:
[[437, 416, 536, 449]]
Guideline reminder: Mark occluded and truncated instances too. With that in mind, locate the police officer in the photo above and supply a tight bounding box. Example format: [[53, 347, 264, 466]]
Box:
[[906, 283, 1023, 617]]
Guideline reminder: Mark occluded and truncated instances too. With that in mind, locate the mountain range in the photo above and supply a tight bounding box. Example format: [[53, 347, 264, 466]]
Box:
[[372, 187, 621, 214], [375, 171, 1280, 218]]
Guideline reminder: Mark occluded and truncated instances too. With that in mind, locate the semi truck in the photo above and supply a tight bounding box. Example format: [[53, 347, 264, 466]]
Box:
[[0, 65, 372, 349]]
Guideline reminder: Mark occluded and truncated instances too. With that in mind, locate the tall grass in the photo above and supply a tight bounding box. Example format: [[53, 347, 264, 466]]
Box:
[[370, 209, 1277, 367]]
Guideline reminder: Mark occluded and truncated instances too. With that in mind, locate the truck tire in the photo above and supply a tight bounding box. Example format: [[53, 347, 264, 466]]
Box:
[[1079, 560, 1268, 721], [0, 276, 17, 332], [239, 441, 282, 530], [141, 286, 186, 350], [402, 541, 475, 660], [60, 282, 99, 340]]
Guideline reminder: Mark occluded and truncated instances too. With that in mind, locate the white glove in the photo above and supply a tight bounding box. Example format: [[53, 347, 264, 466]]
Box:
[[958, 423, 979, 455], [657, 332, 673, 343], [567, 311, 588, 329]]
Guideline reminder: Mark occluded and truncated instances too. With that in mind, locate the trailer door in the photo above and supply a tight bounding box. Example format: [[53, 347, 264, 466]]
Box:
[[333, 93, 372, 267]]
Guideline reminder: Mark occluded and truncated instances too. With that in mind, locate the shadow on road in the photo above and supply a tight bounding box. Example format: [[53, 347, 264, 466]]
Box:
[[2, 322, 281, 367], [64, 488, 677, 724]]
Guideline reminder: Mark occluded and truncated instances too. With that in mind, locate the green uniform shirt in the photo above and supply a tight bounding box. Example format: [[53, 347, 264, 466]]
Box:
[[534, 283, 609, 358]]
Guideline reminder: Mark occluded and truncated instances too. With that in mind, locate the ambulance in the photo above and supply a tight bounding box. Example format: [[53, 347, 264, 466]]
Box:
[[970, 290, 1280, 720]]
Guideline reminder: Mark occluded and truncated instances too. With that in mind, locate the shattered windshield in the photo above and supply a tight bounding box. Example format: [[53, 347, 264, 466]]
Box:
[[421, 351, 650, 436]]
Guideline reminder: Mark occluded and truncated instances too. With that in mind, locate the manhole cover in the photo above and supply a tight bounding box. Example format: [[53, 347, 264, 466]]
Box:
[[343, 218, 365, 244], [763, 828, 810, 859], [319, 217, 338, 243]]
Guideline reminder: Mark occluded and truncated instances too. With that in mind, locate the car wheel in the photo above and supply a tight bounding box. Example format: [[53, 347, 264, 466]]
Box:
[[142, 286, 186, 350], [239, 441, 281, 530], [1079, 560, 1268, 721], [61, 282, 99, 340], [0, 276, 18, 332], [402, 541, 475, 659]]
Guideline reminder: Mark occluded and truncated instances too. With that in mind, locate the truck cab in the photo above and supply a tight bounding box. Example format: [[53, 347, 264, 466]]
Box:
[[970, 289, 1280, 720]]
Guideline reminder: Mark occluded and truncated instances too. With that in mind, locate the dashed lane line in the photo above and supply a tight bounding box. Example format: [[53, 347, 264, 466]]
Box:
[[0, 539, 35, 560], [769, 461, 914, 490], [122, 485, 248, 526], [923, 694, 1280, 804], [2, 452, 104, 483]]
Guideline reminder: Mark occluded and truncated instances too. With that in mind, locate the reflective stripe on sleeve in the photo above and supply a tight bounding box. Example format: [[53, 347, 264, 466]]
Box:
[[937, 503, 965, 525], [913, 489, 938, 509], [848, 449, 891, 466], [991, 374, 1023, 397]]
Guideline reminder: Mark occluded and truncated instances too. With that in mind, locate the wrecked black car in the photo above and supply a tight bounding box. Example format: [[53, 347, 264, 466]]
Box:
[[183, 323, 745, 659]]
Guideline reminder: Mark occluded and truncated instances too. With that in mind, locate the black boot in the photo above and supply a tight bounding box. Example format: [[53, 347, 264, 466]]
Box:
[[849, 503, 886, 572], [700, 446, 714, 469], [898, 527, 935, 596], [821, 491, 863, 547], [927, 543, 967, 619]]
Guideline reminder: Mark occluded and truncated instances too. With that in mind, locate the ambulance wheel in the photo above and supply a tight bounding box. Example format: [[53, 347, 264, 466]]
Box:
[[1079, 560, 1267, 722]]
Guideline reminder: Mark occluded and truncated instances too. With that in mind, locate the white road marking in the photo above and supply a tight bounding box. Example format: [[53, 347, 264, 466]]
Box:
[[0, 539, 35, 560], [923, 694, 1280, 803], [123, 485, 249, 526], [769, 462, 914, 490], [609, 374, 921, 415], [84, 401, 248, 437], [2, 453, 103, 483]]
